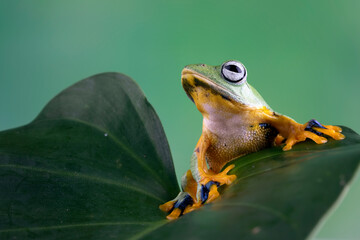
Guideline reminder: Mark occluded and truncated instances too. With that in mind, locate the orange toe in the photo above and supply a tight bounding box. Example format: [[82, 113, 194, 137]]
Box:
[[323, 125, 342, 132], [303, 131, 328, 144], [159, 200, 176, 212], [283, 137, 297, 151], [206, 184, 220, 203], [314, 126, 345, 140], [166, 208, 181, 220], [275, 135, 285, 146]]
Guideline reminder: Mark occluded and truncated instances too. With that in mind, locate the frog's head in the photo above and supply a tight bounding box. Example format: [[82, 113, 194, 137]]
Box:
[[181, 60, 270, 115]]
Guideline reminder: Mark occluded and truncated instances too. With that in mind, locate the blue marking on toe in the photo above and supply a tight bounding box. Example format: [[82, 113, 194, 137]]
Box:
[[173, 194, 193, 212], [201, 181, 220, 204], [200, 185, 209, 204], [305, 128, 323, 136], [306, 119, 326, 129], [206, 181, 220, 188], [305, 119, 326, 136]]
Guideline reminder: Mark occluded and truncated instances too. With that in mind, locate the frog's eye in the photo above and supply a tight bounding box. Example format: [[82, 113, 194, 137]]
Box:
[[221, 61, 246, 83]]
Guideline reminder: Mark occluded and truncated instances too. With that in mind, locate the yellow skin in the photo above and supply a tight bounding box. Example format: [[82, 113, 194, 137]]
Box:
[[160, 60, 345, 220]]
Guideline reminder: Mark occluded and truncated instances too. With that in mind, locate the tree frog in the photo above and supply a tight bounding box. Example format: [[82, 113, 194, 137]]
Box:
[[159, 60, 345, 220]]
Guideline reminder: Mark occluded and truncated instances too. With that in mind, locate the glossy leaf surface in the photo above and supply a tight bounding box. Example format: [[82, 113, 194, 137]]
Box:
[[148, 127, 360, 239], [0, 73, 178, 239], [0, 73, 359, 239]]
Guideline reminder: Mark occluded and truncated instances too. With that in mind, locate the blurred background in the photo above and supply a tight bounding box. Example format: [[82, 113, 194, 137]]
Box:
[[1, 0, 359, 238]]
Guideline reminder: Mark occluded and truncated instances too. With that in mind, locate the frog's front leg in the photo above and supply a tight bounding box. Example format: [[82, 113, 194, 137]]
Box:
[[263, 109, 345, 150], [159, 135, 236, 219], [191, 134, 237, 190]]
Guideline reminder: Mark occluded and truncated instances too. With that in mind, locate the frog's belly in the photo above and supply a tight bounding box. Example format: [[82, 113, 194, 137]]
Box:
[[205, 125, 277, 173]]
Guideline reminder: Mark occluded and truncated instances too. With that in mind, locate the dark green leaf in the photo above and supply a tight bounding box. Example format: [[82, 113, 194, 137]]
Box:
[[0, 73, 359, 240], [0, 73, 178, 239], [146, 127, 360, 240]]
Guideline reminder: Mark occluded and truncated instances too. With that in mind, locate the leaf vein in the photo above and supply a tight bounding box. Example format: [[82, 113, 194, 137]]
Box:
[[0, 221, 158, 233], [0, 164, 164, 202], [33, 117, 165, 186]]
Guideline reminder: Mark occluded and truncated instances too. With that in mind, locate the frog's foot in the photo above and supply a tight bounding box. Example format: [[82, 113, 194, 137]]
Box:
[[282, 119, 345, 151], [305, 119, 345, 140], [200, 164, 237, 186], [159, 192, 199, 220], [200, 181, 220, 204], [183, 182, 221, 216], [175, 182, 221, 216]]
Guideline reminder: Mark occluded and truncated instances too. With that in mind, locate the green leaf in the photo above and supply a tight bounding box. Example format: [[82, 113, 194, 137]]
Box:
[[0, 73, 178, 239], [150, 127, 360, 240], [0, 72, 359, 240]]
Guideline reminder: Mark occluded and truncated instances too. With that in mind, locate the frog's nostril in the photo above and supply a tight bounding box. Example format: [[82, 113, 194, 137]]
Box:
[[201, 64, 206, 67]]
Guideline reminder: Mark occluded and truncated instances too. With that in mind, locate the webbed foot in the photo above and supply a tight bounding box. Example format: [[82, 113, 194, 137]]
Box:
[[281, 119, 345, 151], [159, 192, 200, 220], [199, 164, 237, 186], [305, 119, 344, 140], [200, 181, 220, 204], [159, 181, 225, 220]]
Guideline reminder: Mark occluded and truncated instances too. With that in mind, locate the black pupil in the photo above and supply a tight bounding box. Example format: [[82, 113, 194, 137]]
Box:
[[225, 64, 242, 73]]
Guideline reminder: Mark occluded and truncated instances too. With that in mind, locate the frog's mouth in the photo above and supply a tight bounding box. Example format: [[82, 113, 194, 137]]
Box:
[[181, 68, 235, 104]]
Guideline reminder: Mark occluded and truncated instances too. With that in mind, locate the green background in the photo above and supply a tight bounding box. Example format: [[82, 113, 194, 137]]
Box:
[[0, 0, 359, 239]]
